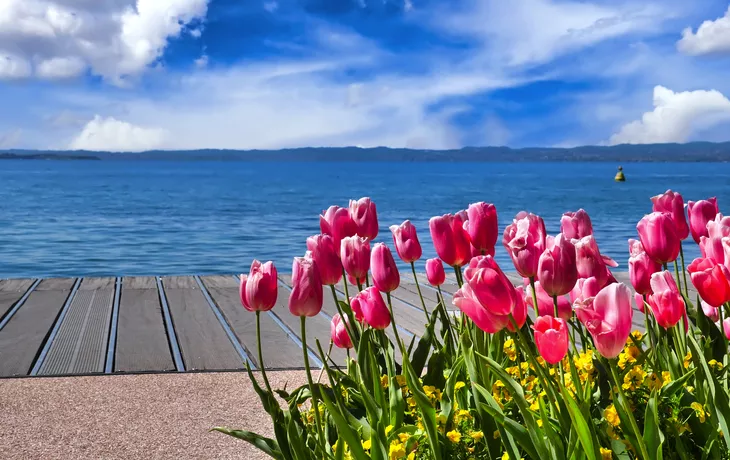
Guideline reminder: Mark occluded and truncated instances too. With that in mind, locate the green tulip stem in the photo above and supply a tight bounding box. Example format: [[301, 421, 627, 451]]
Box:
[[300, 316, 326, 454], [410, 261, 430, 321], [608, 358, 651, 460], [255, 311, 273, 394], [386, 292, 404, 350], [679, 243, 689, 296]]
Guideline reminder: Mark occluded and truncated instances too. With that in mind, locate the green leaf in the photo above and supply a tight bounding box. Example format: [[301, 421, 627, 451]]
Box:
[[643, 392, 664, 460], [211, 428, 284, 459], [285, 413, 313, 460], [689, 334, 730, 451], [558, 382, 597, 460], [472, 387, 534, 460], [660, 368, 697, 398], [319, 388, 370, 460], [402, 348, 442, 460], [410, 307, 439, 376]]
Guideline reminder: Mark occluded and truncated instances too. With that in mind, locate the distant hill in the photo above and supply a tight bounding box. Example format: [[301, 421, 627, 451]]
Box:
[[3, 141, 730, 162]]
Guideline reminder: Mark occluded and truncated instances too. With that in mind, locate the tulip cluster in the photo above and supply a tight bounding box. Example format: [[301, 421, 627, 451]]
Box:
[[217, 190, 730, 460]]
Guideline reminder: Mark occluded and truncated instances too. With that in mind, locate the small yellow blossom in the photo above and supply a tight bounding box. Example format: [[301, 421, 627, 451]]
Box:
[[385, 425, 394, 436], [406, 453, 415, 460], [600, 447, 613, 459], [381, 375, 389, 388], [389, 440, 406, 460], [662, 371, 671, 386], [492, 380, 511, 402], [684, 351, 692, 369], [709, 359, 723, 370], [447, 430, 462, 443], [537, 419, 544, 428], [362, 440, 372, 450], [623, 366, 647, 391], [471, 430, 484, 442], [646, 372, 664, 391], [455, 381, 466, 391], [454, 409, 472, 423], [395, 375, 407, 387], [504, 338, 517, 361], [691, 402, 707, 423], [437, 414, 447, 425], [423, 385, 442, 403], [398, 433, 410, 443], [604, 404, 620, 427]]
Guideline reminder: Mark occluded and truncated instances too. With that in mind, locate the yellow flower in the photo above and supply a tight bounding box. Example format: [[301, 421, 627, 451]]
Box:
[[691, 402, 707, 423], [646, 372, 664, 391], [385, 425, 394, 436], [684, 351, 692, 369], [600, 447, 613, 459], [630, 330, 643, 342], [501, 453, 526, 460], [537, 419, 544, 428], [437, 414, 447, 425], [492, 380, 511, 402], [406, 453, 415, 460], [622, 366, 647, 391], [447, 430, 462, 443], [504, 338, 517, 361], [455, 381, 466, 391], [471, 430, 484, 442], [709, 359, 723, 370], [398, 433, 410, 443], [493, 430, 501, 439], [389, 440, 406, 459], [662, 371, 671, 386], [423, 385, 442, 403], [454, 409, 472, 423], [362, 439, 372, 450], [604, 404, 620, 427], [396, 375, 407, 387], [406, 396, 416, 407], [381, 375, 390, 388]]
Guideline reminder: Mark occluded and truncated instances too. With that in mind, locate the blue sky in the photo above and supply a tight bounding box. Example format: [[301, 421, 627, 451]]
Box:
[[2, 0, 730, 151]]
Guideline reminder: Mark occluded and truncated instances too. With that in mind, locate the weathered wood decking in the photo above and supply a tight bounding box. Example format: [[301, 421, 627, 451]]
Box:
[[0, 272, 694, 378]]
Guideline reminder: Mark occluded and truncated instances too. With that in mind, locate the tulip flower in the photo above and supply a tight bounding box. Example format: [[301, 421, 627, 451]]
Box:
[[636, 212, 681, 264], [426, 258, 446, 286], [502, 211, 547, 279], [525, 280, 573, 321], [700, 300, 720, 322], [349, 197, 379, 240], [341, 236, 371, 280], [306, 234, 343, 286], [508, 286, 528, 332], [371, 243, 400, 292], [454, 256, 523, 333], [651, 190, 690, 240], [634, 292, 646, 314], [570, 277, 601, 306], [390, 220, 422, 263], [724, 318, 730, 340], [688, 197, 718, 243], [347, 273, 366, 288], [429, 214, 471, 267], [575, 282, 633, 359], [330, 314, 353, 349], [533, 316, 569, 365], [349, 296, 364, 322], [289, 257, 324, 317], [560, 209, 593, 240], [688, 257, 730, 308], [537, 233, 578, 297], [646, 271, 685, 329], [707, 213, 730, 239], [239, 260, 278, 312], [357, 287, 391, 330], [628, 239, 661, 295], [574, 235, 609, 287], [320, 205, 357, 250], [464, 202, 498, 256]]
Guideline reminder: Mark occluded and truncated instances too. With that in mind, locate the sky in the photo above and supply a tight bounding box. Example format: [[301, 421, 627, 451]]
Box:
[[2, 0, 730, 152]]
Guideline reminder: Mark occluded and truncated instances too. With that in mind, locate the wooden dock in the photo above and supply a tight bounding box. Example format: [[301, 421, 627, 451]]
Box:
[[0, 272, 689, 378]]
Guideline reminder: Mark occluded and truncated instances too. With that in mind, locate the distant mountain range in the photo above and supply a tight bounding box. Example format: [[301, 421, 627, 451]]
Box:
[[3, 141, 730, 162]]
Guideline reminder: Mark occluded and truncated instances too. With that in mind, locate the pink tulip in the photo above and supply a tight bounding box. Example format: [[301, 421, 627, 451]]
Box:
[[464, 202, 499, 256], [239, 260, 278, 312], [701, 300, 719, 322], [347, 273, 366, 287], [533, 316, 569, 364], [289, 257, 323, 317], [320, 205, 357, 250], [646, 271, 685, 329], [688, 198, 718, 243], [688, 257, 730, 308], [349, 296, 364, 322], [700, 236, 725, 265], [560, 209, 593, 240], [574, 235, 609, 287], [707, 213, 730, 239], [340, 236, 371, 280], [330, 314, 353, 349], [358, 287, 391, 330], [349, 197, 379, 240], [636, 212, 681, 264], [651, 190, 690, 240], [634, 292, 646, 313], [524, 280, 573, 321], [570, 277, 601, 306], [463, 256, 519, 318], [575, 283, 633, 359], [371, 243, 400, 293], [537, 233, 578, 296], [508, 286, 528, 332], [306, 234, 343, 286], [502, 212, 547, 279], [724, 318, 730, 340], [425, 258, 446, 286], [429, 214, 471, 267], [628, 239, 661, 295], [390, 220, 423, 263]]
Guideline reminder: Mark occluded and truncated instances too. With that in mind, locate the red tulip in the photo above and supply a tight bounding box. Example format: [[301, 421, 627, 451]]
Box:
[[651, 190, 690, 240], [330, 314, 353, 349], [647, 271, 685, 329], [533, 316, 569, 364], [570, 276, 601, 306], [425, 258, 446, 286], [340, 236, 371, 280], [371, 243, 400, 293], [429, 214, 471, 267], [289, 257, 323, 317], [347, 273, 366, 287], [349, 197, 379, 240], [320, 205, 357, 250], [636, 212, 681, 264], [688, 198, 718, 243], [560, 209, 593, 240], [574, 235, 609, 287], [306, 234, 343, 286], [349, 296, 364, 322], [464, 202, 499, 256], [358, 287, 391, 330], [390, 220, 422, 263], [524, 280, 573, 321], [502, 211, 547, 278], [701, 300, 720, 322], [575, 283, 633, 359], [699, 236, 725, 265], [239, 260, 278, 312], [688, 257, 730, 308], [628, 239, 661, 295], [508, 286, 528, 332], [537, 234, 578, 296]]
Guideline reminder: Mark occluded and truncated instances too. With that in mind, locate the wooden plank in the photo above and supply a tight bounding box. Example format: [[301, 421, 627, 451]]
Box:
[[164, 276, 198, 289], [114, 277, 174, 373], [0, 279, 35, 321], [161, 277, 243, 371], [35, 278, 75, 291], [0, 279, 34, 292], [201, 276, 303, 369], [79, 277, 116, 291], [0, 280, 73, 377], [201, 275, 239, 289]]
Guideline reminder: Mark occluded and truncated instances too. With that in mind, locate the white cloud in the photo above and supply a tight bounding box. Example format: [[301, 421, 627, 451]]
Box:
[[677, 6, 730, 55], [194, 54, 208, 68], [263, 1, 279, 13], [609, 85, 730, 144], [0, 53, 32, 78], [0, 0, 209, 83], [69, 115, 167, 151]]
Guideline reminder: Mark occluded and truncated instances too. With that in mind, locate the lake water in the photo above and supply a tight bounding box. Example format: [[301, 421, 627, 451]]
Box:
[[1, 160, 728, 278]]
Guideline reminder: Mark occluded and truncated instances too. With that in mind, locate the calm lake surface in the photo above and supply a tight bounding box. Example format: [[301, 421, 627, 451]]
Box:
[[1, 160, 728, 278]]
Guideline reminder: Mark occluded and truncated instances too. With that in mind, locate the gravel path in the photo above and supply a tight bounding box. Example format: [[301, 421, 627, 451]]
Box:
[[0, 371, 308, 460]]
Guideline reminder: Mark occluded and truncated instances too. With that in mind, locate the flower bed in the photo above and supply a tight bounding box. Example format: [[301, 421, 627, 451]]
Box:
[[214, 193, 730, 460]]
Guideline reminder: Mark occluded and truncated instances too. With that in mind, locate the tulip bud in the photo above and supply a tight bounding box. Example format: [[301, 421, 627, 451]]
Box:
[[425, 258, 446, 286], [537, 233, 578, 296], [306, 234, 343, 286], [288, 257, 323, 317], [700, 300, 719, 322], [330, 314, 353, 349], [390, 220, 422, 263], [636, 212, 681, 264], [651, 190, 690, 240], [464, 202, 498, 256], [533, 316, 569, 365], [429, 214, 471, 267], [688, 257, 730, 308], [575, 283, 633, 359], [687, 197, 718, 244], [349, 197, 379, 240], [628, 239, 661, 295], [239, 260, 278, 312], [320, 205, 357, 250], [502, 211, 547, 279], [574, 235, 609, 287], [371, 243, 400, 293], [340, 236, 371, 280], [358, 287, 391, 330], [647, 271, 685, 329], [560, 209, 593, 240]]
